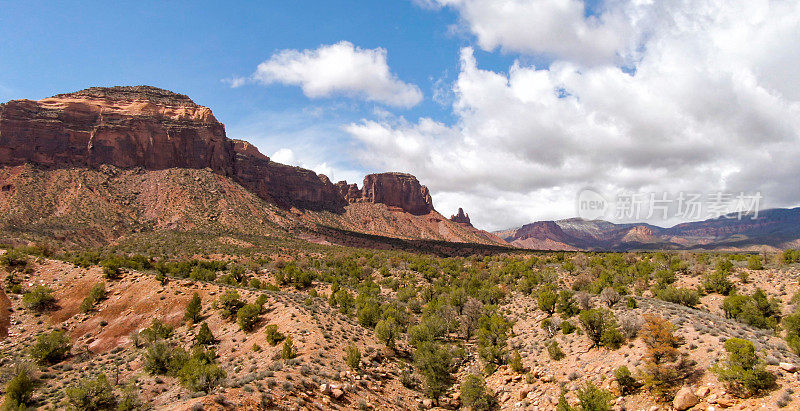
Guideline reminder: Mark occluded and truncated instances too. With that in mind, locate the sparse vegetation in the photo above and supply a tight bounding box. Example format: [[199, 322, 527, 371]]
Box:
[[460, 374, 495, 410], [65, 373, 117, 410], [30, 330, 71, 364], [3, 235, 800, 409], [576, 382, 612, 411], [345, 344, 361, 370], [265, 324, 285, 346], [4, 369, 36, 408], [579, 309, 624, 349], [236, 303, 261, 332], [714, 338, 776, 398], [22, 286, 56, 312], [185, 292, 202, 323]]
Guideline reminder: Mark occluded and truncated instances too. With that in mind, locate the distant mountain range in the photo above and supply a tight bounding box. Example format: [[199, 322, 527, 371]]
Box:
[[495, 208, 800, 251]]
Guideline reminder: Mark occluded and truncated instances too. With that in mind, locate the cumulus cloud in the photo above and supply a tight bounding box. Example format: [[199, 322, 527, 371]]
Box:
[[348, 0, 800, 230], [244, 41, 423, 108], [429, 0, 632, 65]]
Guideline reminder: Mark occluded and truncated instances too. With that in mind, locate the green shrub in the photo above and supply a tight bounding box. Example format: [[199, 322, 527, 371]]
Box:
[[177, 348, 226, 392], [560, 320, 577, 334], [375, 317, 401, 349], [345, 344, 361, 370], [0, 249, 29, 271], [218, 290, 245, 320], [30, 330, 71, 364], [714, 338, 776, 398], [556, 388, 572, 411], [196, 322, 215, 346], [143, 341, 185, 375], [654, 286, 699, 307], [189, 266, 216, 282], [281, 336, 296, 359], [139, 319, 173, 343], [722, 289, 780, 330], [255, 294, 268, 312], [116, 383, 142, 411], [4, 369, 35, 408], [414, 342, 452, 402], [184, 292, 202, 323], [510, 350, 525, 373], [626, 297, 637, 309], [614, 366, 638, 394], [22, 286, 56, 312], [460, 374, 495, 410], [747, 255, 764, 270], [101, 259, 122, 280], [80, 282, 106, 313], [576, 382, 612, 411], [783, 312, 800, 354], [556, 290, 580, 317], [783, 249, 800, 264], [546, 340, 565, 360], [236, 304, 261, 332], [477, 313, 511, 366], [702, 271, 735, 295], [537, 287, 558, 315], [65, 373, 117, 410], [579, 309, 624, 349], [264, 325, 285, 346]]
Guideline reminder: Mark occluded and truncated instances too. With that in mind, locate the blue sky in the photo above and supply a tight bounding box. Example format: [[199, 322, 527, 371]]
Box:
[[2, 1, 798, 230], [0, 1, 520, 182]]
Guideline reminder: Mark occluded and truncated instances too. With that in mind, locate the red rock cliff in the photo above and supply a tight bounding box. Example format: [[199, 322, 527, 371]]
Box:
[[0, 86, 345, 211], [336, 172, 434, 215]]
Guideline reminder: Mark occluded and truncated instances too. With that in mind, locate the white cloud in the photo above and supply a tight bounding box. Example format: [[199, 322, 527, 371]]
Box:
[[270, 148, 296, 165], [269, 147, 361, 183], [349, 0, 800, 230], [429, 0, 632, 65], [246, 41, 423, 108]]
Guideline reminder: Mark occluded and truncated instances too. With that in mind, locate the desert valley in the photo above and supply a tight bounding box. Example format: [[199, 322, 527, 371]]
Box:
[[3, 1, 800, 410], [0, 86, 797, 411]]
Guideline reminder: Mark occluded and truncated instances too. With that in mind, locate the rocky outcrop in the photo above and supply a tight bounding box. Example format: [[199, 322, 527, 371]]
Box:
[[450, 208, 472, 226], [336, 173, 434, 215], [0, 86, 234, 174], [231, 140, 345, 211], [0, 86, 346, 211]]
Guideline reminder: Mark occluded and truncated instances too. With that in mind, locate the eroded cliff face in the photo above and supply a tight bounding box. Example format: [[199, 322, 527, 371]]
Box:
[[0, 86, 234, 174], [336, 172, 434, 215], [450, 208, 472, 226], [0, 86, 346, 211]]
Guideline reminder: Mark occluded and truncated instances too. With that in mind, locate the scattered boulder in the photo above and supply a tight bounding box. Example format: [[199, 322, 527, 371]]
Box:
[[673, 386, 700, 411], [319, 383, 331, 395], [695, 386, 710, 397], [779, 362, 798, 372]]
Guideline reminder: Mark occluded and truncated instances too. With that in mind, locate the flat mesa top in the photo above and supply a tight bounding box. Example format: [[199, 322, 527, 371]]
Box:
[[51, 86, 197, 106]]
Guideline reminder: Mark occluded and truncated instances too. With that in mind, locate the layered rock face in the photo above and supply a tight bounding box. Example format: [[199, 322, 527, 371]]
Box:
[[0, 86, 346, 211], [336, 173, 434, 215], [0, 86, 234, 174], [450, 208, 472, 226]]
